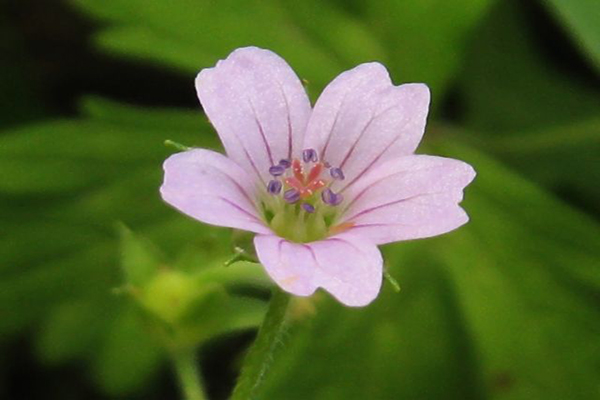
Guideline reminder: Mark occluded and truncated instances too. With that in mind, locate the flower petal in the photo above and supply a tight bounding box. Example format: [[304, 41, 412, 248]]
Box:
[[254, 233, 383, 307], [196, 47, 312, 184], [303, 62, 430, 190], [339, 155, 476, 244], [161, 148, 270, 234]]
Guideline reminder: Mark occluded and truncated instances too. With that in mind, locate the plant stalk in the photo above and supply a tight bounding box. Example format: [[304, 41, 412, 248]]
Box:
[[230, 288, 291, 400], [172, 348, 207, 400]]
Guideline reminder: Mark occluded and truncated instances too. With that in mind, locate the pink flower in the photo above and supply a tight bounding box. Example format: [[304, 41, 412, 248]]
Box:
[[161, 47, 475, 307]]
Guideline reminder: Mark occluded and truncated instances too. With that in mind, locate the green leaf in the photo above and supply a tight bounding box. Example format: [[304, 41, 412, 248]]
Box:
[[0, 99, 229, 342], [460, 0, 600, 132], [431, 140, 600, 399], [546, 0, 600, 72], [79, 96, 212, 135], [277, 0, 387, 68], [35, 299, 113, 364], [365, 0, 496, 102], [0, 241, 117, 338], [71, 0, 345, 91], [72, 0, 497, 103], [0, 114, 210, 195], [0, 222, 107, 274], [193, 261, 271, 290], [91, 305, 164, 396], [455, 119, 600, 213], [177, 285, 266, 347]]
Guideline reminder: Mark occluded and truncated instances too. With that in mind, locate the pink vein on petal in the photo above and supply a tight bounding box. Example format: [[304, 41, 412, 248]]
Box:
[[341, 165, 442, 213], [342, 193, 429, 222], [319, 86, 358, 160], [248, 99, 274, 166], [274, 79, 294, 160], [338, 103, 402, 169], [218, 196, 265, 224], [339, 127, 419, 194], [214, 169, 257, 209]]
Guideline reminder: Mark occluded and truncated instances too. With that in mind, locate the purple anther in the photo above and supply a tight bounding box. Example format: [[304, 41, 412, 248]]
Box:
[[283, 189, 300, 203], [267, 180, 282, 195], [269, 164, 285, 176], [321, 188, 335, 205], [302, 203, 315, 213], [302, 148, 318, 163], [330, 167, 345, 180], [323, 161, 331, 168], [321, 188, 343, 206], [278, 159, 291, 168], [331, 192, 343, 206]]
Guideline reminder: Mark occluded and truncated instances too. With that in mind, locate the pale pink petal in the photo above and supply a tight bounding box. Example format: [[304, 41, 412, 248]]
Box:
[[160, 148, 270, 234], [196, 47, 312, 184], [339, 155, 476, 244], [303, 62, 430, 190], [254, 233, 383, 307]]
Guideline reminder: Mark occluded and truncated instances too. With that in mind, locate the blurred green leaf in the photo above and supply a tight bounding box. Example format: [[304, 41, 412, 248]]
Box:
[[0, 222, 107, 274], [194, 261, 271, 290], [456, 119, 600, 214], [119, 224, 163, 287], [71, 0, 496, 102], [0, 241, 117, 339], [0, 113, 212, 195], [0, 100, 233, 396], [35, 299, 112, 364], [432, 139, 600, 399], [79, 96, 210, 133], [91, 305, 164, 396], [365, 0, 496, 102], [177, 285, 266, 347], [276, 0, 387, 68], [545, 0, 600, 72], [0, 14, 47, 127], [461, 0, 600, 132], [71, 0, 346, 91], [458, 0, 600, 213]]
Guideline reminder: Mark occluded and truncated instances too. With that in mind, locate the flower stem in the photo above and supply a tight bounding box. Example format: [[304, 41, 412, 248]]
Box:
[[230, 288, 291, 400], [171, 348, 207, 400]]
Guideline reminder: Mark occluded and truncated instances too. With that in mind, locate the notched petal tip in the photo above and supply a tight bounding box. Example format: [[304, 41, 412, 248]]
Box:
[[194, 46, 311, 183], [254, 234, 383, 307], [340, 155, 477, 245], [349, 61, 390, 78]]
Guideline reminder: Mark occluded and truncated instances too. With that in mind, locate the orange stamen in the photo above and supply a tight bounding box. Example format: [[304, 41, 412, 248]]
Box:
[[292, 159, 305, 184], [305, 179, 326, 193], [306, 162, 324, 183], [284, 177, 304, 192]]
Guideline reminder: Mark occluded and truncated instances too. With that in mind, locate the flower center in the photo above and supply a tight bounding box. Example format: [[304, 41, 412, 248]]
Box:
[[260, 149, 352, 242]]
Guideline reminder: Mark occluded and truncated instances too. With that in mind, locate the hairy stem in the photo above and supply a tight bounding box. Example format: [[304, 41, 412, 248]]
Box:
[[230, 288, 291, 400]]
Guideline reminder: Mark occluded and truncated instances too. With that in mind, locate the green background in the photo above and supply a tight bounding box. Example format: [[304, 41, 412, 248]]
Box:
[[1, 0, 599, 399]]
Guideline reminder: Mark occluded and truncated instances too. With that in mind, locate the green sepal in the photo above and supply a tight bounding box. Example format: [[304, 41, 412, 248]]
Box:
[[118, 223, 162, 287]]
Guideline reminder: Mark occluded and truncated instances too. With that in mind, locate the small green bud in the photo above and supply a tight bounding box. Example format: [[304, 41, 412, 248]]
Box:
[[141, 270, 196, 325]]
